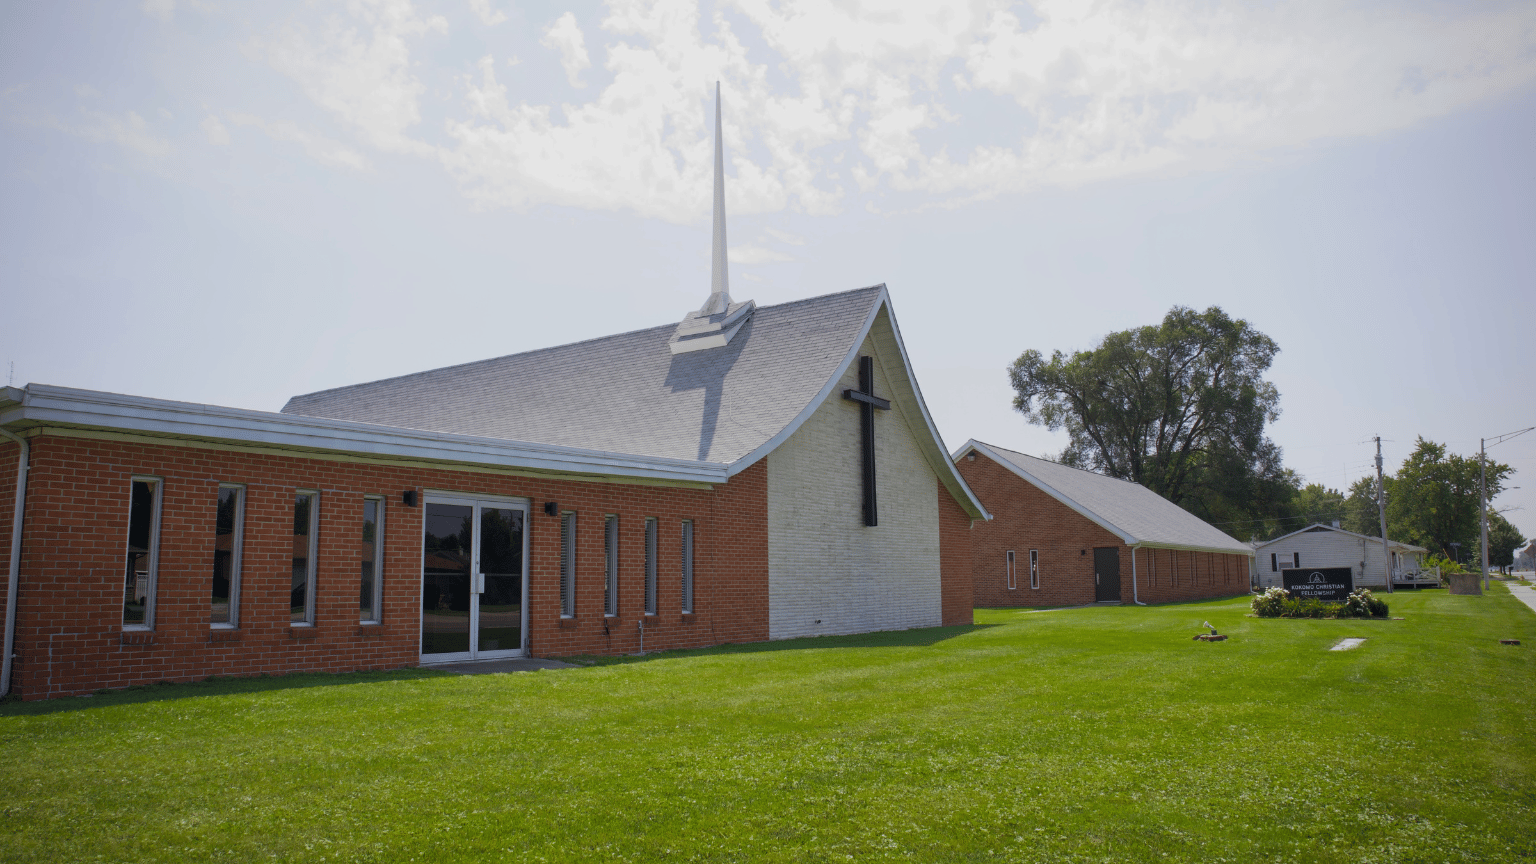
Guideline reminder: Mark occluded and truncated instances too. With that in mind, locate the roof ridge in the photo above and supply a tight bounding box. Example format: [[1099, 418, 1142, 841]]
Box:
[[285, 285, 887, 409], [977, 440, 1148, 490]]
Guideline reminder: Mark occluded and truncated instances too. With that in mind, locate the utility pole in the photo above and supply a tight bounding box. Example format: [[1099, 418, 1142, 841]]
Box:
[[1482, 426, 1536, 592], [1375, 436, 1393, 594], [1481, 437, 1489, 593]]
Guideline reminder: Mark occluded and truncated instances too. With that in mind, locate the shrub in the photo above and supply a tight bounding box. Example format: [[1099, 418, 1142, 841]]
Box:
[[1251, 587, 1386, 619], [1252, 587, 1288, 617], [1342, 588, 1388, 619]]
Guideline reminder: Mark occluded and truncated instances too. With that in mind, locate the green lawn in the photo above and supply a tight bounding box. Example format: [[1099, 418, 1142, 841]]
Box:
[[2, 588, 1534, 863]]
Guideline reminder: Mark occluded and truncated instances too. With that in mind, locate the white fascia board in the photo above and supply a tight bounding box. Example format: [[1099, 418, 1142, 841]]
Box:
[[4, 384, 727, 485], [957, 440, 1253, 555], [725, 288, 991, 522], [1256, 523, 1426, 553], [962, 440, 1135, 544], [871, 292, 991, 521], [1130, 540, 1256, 557]]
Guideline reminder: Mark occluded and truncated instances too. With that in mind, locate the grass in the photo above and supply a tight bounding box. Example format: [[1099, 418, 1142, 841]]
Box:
[[2, 588, 1533, 863]]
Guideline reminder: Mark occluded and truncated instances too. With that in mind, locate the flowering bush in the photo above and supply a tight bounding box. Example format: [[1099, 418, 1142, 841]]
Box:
[[1251, 586, 1387, 619], [1341, 588, 1389, 619], [1251, 587, 1289, 617]]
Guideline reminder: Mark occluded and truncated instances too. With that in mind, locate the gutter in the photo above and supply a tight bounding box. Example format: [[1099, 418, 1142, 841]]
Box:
[[0, 428, 28, 698]]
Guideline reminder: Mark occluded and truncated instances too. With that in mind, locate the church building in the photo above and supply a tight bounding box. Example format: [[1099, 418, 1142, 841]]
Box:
[[954, 440, 1252, 607], [0, 88, 987, 700]]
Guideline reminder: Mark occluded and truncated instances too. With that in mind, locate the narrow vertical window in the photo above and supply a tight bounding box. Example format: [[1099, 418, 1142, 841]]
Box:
[[680, 520, 694, 614], [1293, 552, 1300, 569], [1006, 550, 1016, 590], [1029, 549, 1039, 589], [360, 497, 384, 623], [123, 477, 163, 629], [212, 484, 245, 627], [1271, 552, 1278, 572], [643, 517, 658, 615], [559, 512, 576, 618], [604, 515, 618, 617], [292, 491, 318, 625]]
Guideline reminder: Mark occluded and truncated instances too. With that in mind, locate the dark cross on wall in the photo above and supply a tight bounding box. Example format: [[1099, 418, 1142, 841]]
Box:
[[842, 355, 890, 526]]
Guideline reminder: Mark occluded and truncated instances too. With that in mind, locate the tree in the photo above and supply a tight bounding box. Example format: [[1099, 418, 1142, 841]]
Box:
[[1295, 483, 1347, 527], [1343, 476, 1387, 537], [1476, 510, 1526, 568], [1008, 305, 1293, 539], [1383, 438, 1511, 558]]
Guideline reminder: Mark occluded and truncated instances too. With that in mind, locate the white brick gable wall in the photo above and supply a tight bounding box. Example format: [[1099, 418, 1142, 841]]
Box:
[[765, 319, 941, 640]]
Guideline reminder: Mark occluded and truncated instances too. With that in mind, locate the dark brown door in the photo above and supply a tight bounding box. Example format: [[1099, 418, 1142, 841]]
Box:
[[1094, 547, 1121, 602]]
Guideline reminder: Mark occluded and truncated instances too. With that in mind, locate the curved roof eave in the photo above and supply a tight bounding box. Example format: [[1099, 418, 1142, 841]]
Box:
[[727, 287, 991, 522]]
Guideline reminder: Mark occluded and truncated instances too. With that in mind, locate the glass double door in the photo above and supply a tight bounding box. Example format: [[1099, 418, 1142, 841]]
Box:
[[421, 495, 528, 661]]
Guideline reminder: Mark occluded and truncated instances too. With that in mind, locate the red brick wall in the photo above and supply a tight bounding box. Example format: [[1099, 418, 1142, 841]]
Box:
[[1131, 546, 1250, 604], [958, 453, 1249, 607], [6, 434, 770, 700], [937, 478, 973, 626]]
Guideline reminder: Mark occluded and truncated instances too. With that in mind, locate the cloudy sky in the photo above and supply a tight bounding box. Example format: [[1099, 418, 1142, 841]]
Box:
[[3, 0, 1535, 541]]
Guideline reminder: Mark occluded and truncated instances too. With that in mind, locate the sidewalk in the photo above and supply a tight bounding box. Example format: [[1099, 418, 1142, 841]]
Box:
[[1506, 581, 1536, 617]]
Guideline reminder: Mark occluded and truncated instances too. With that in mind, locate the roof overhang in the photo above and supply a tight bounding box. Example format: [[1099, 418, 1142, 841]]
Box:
[[953, 439, 1253, 556], [1, 384, 727, 487], [725, 287, 991, 522], [1256, 523, 1429, 553]]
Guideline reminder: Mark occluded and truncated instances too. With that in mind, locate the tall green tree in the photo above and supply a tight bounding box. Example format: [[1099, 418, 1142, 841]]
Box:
[[1387, 437, 1512, 558], [1295, 483, 1347, 527], [1343, 475, 1389, 537], [1475, 510, 1526, 568], [1008, 305, 1293, 539]]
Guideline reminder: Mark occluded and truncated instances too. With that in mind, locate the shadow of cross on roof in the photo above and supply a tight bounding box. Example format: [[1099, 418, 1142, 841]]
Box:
[[662, 314, 755, 462]]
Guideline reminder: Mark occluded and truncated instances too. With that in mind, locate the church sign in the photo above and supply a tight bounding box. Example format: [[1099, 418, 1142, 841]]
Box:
[[1281, 567, 1354, 603]]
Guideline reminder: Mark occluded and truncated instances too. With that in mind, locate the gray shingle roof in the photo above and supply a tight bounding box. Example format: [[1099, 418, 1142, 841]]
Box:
[[283, 287, 885, 465], [958, 441, 1253, 555]]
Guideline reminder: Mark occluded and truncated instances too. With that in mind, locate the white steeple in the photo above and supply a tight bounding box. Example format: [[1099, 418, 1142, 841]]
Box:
[[703, 81, 731, 315], [670, 81, 754, 355]]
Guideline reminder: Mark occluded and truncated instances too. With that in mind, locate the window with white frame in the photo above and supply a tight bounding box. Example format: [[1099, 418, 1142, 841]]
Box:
[[680, 520, 694, 613], [211, 484, 245, 627], [1006, 550, 1016, 590], [1271, 552, 1278, 572], [559, 512, 576, 618], [604, 515, 619, 617], [1029, 549, 1040, 590], [360, 496, 384, 623], [291, 491, 319, 625], [123, 476, 163, 629], [1292, 552, 1300, 569], [643, 517, 658, 615]]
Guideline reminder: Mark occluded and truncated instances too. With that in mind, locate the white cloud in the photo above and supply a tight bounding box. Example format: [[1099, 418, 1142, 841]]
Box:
[[730, 243, 793, 264], [540, 13, 591, 88], [229, 113, 371, 170], [468, 0, 506, 27], [70, 110, 173, 158], [200, 114, 230, 145], [259, 0, 446, 154], [247, 0, 1536, 222], [763, 227, 804, 246]]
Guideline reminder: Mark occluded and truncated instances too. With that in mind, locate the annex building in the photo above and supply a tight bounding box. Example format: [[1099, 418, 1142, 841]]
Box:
[[954, 440, 1253, 606], [0, 89, 987, 700]]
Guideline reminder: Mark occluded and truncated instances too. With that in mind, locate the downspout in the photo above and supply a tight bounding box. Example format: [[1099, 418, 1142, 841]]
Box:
[[1, 428, 29, 698], [1131, 544, 1146, 605]]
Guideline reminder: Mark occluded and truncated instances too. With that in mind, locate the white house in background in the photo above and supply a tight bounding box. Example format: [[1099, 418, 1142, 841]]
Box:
[[1253, 523, 1430, 589]]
